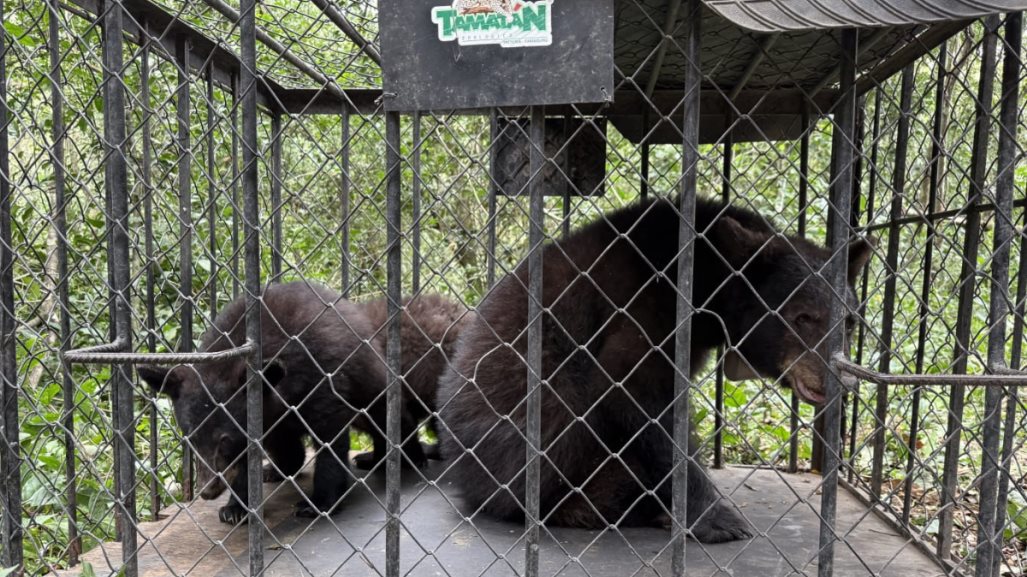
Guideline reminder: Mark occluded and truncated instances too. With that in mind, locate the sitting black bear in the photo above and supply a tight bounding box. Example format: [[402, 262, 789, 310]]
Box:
[[436, 196, 871, 542], [139, 281, 426, 524]]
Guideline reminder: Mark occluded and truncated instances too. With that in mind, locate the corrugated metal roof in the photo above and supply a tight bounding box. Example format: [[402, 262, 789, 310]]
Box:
[[703, 0, 1027, 32], [609, 1, 971, 144]]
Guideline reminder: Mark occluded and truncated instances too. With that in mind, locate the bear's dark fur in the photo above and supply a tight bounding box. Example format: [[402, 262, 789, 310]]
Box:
[[138, 281, 426, 524], [354, 294, 472, 467], [436, 197, 871, 542]]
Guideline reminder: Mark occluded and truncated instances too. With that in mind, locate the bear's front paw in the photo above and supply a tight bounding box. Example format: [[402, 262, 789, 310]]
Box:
[[218, 502, 248, 525], [690, 502, 752, 543]]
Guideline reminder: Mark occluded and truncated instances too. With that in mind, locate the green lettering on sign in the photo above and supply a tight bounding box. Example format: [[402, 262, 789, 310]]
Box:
[[431, 1, 553, 47]]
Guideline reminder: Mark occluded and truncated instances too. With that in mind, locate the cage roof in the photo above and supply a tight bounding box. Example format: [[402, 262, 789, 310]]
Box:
[[58, 0, 1026, 146], [704, 0, 1027, 33], [608, 0, 1023, 143]]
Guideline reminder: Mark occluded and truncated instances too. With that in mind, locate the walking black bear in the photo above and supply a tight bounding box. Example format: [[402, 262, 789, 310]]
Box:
[[354, 294, 472, 468], [139, 281, 426, 524], [436, 197, 872, 542]]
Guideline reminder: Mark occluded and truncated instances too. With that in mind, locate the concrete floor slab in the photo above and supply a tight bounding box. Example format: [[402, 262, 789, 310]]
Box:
[[63, 463, 946, 577]]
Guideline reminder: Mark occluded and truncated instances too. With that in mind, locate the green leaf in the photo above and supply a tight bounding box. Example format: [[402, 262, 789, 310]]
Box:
[[3, 22, 25, 37]]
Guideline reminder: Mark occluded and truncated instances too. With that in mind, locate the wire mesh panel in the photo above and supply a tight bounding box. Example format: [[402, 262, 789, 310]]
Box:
[[1, 0, 1026, 576]]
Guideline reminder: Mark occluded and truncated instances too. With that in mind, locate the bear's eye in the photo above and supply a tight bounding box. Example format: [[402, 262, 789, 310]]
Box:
[[793, 313, 814, 326]]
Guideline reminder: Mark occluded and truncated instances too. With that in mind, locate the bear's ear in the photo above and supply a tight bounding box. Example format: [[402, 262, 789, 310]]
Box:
[[847, 236, 875, 284], [709, 216, 772, 270], [138, 366, 183, 399], [262, 360, 286, 387]]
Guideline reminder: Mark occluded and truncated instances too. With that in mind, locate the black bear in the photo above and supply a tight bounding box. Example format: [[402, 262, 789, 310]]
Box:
[[436, 196, 871, 542], [354, 294, 472, 468], [138, 281, 426, 524]]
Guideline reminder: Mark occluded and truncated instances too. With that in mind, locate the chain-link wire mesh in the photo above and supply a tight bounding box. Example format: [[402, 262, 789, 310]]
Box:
[[0, 0, 1026, 576]]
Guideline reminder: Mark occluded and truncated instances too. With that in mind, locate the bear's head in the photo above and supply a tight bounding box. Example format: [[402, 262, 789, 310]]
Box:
[[138, 360, 285, 500], [711, 217, 873, 405]]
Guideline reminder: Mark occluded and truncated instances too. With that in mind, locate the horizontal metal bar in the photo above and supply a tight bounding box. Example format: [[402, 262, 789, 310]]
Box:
[[283, 86, 837, 117], [992, 366, 1027, 376], [861, 197, 1027, 233], [64, 342, 254, 365], [64, 338, 128, 356], [833, 354, 1027, 387]]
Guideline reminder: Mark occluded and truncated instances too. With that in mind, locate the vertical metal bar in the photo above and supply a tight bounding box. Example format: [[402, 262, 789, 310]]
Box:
[[175, 36, 195, 505], [341, 104, 351, 297], [412, 112, 425, 291], [49, 0, 80, 562], [871, 66, 914, 500], [977, 13, 1020, 577], [271, 113, 283, 282], [814, 96, 864, 476], [999, 23, 1027, 566], [231, 73, 240, 299], [207, 65, 218, 318], [0, 40, 16, 566], [791, 102, 810, 475], [818, 27, 858, 577], [487, 110, 499, 288], [239, 0, 264, 571], [904, 41, 947, 525], [412, 112, 422, 292], [849, 89, 880, 481], [714, 113, 733, 470], [840, 102, 865, 469], [176, 36, 193, 351], [674, 1, 701, 574], [201, 61, 218, 508], [139, 18, 161, 518], [641, 108, 651, 200], [0, 0, 22, 568], [562, 113, 571, 238], [798, 102, 811, 239], [106, 0, 137, 570], [385, 110, 403, 577], [525, 105, 546, 577], [938, 17, 999, 560], [102, 3, 119, 535]]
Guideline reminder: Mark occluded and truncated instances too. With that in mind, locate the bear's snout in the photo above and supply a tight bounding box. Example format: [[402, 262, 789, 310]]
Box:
[[780, 356, 827, 406], [197, 462, 230, 500]]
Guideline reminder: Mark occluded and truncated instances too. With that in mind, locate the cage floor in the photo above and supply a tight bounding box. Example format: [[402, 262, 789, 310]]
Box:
[[65, 461, 945, 577]]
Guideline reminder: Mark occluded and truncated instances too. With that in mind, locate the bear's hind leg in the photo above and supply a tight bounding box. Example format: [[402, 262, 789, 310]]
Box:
[[545, 457, 651, 529], [630, 419, 751, 542], [646, 440, 751, 542], [295, 426, 353, 518], [263, 429, 305, 483], [355, 406, 427, 470]]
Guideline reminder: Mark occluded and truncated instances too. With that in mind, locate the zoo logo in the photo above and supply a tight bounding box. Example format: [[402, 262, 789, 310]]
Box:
[[431, 0, 553, 48]]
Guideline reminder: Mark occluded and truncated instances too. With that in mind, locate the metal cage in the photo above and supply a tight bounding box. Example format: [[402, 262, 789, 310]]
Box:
[[1, 0, 1027, 576]]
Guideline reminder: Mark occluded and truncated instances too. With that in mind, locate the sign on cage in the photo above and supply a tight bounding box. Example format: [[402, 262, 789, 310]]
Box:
[[379, 0, 615, 110]]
